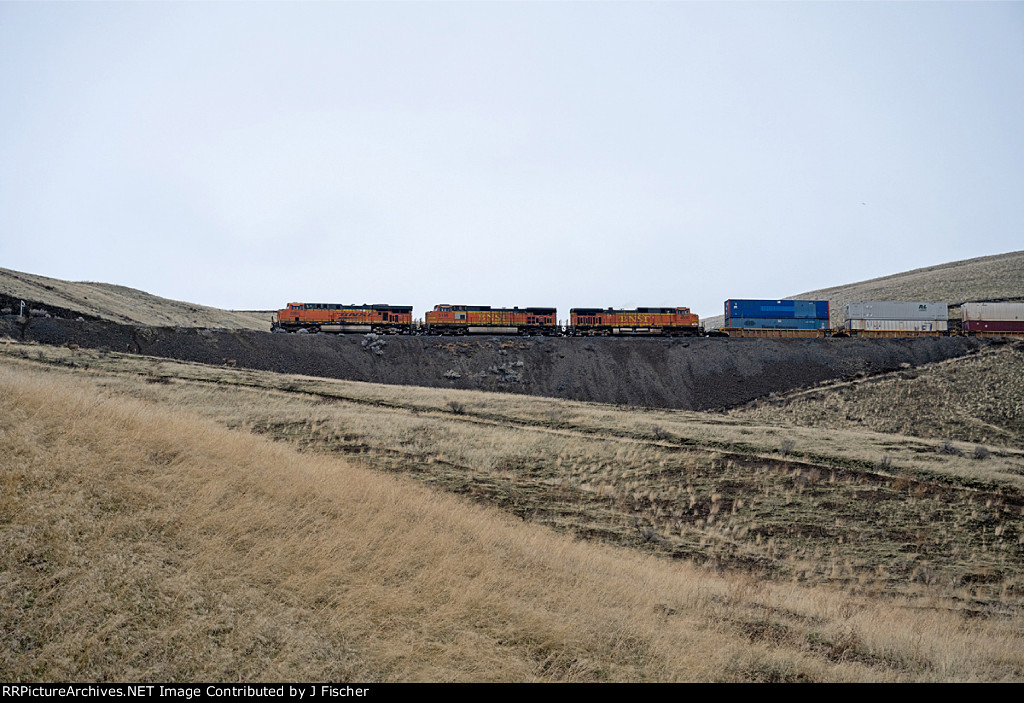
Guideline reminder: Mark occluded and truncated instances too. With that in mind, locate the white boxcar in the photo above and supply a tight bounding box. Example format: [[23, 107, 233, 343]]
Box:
[[962, 302, 1024, 322], [845, 301, 948, 321]]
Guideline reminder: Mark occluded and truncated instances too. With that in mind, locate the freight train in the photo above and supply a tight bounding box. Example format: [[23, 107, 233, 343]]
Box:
[[272, 300, 1024, 338]]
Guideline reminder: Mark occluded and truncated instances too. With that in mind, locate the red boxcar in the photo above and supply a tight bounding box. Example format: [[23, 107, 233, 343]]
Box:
[[424, 305, 558, 335], [569, 307, 700, 336], [274, 303, 413, 334]]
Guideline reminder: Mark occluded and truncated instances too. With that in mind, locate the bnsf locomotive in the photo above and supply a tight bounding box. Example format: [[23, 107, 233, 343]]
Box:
[[570, 307, 700, 336], [274, 303, 413, 334], [424, 305, 559, 335]]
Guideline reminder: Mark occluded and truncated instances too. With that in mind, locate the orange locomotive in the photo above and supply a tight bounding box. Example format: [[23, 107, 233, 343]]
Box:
[[424, 304, 559, 335], [274, 303, 413, 334], [569, 307, 700, 336]]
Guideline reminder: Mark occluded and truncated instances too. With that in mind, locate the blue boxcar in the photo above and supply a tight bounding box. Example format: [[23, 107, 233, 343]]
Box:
[[724, 316, 830, 330], [725, 299, 830, 320]]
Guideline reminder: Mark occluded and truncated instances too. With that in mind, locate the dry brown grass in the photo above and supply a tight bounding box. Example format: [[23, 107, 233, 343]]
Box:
[[4, 358, 1024, 681], [0, 267, 268, 329]]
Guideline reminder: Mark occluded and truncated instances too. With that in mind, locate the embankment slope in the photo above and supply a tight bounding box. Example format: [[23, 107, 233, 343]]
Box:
[[3, 315, 984, 410]]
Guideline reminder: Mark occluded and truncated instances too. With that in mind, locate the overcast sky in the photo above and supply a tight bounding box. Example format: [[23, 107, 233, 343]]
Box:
[[1, 1, 1022, 322]]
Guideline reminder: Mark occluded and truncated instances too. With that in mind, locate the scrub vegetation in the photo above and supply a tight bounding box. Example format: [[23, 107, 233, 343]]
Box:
[[731, 341, 1024, 448], [2, 340, 1023, 681]]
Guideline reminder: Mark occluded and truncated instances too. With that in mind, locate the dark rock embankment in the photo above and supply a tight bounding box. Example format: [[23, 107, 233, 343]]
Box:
[[2, 316, 986, 410]]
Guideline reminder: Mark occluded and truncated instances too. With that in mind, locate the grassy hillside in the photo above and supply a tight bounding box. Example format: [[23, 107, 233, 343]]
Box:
[[0, 267, 269, 330], [704, 250, 1024, 329], [731, 340, 1024, 448], [2, 340, 1023, 681]]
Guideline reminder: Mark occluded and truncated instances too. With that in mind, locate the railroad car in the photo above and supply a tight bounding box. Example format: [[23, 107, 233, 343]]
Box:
[[726, 299, 830, 320], [720, 299, 830, 337], [424, 304, 559, 335], [569, 307, 700, 336], [842, 301, 948, 337], [962, 302, 1024, 336], [273, 303, 413, 334]]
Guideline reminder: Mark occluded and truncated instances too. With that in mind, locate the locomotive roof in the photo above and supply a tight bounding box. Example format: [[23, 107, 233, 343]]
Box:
[[434, 305, 556, 314], [571, 307, 686, 315], [289, 303, 413, 312]]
